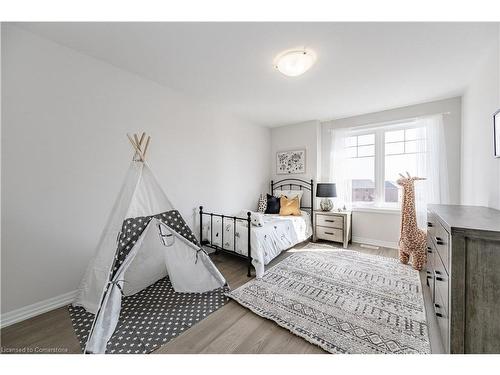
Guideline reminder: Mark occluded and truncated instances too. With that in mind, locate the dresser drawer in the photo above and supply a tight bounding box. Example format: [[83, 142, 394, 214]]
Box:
[[427, 211, 438, 240], [433, 222, 450, 274], [434, 287, 450, 352], [316, 214, 344, 229], [426, 239, 436, 301], [427, 211, 450, 273], [434, 253, 449, 352], [316, 226, 343, 242], [434, 254, 449, 315]]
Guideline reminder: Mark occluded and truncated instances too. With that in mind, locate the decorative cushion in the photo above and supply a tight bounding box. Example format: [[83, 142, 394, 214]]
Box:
[[265, 193, 280, 214], [274, 190, 304, 205], [279, 196, 301, 216], [257, 194, 267, 213]]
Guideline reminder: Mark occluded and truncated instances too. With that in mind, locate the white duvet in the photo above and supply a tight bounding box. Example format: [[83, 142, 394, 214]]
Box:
[[202, 211, 312, 277]]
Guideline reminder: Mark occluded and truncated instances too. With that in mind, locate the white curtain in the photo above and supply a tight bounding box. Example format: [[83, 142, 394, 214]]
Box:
[[328, 115, 449, 229], [415, 114, 450, 227], [329, 127, 352, 210]]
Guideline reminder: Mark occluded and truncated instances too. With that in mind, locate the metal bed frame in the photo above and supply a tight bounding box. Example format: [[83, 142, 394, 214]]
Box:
[[199, 178, 314, 277]]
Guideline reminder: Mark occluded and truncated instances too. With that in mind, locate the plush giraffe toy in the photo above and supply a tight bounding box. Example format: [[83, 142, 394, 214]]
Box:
[[397, 172, 427, 271]]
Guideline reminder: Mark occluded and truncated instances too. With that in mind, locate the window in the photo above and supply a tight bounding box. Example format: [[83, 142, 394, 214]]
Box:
[[345, 123, 427, 208], [384, 128, 426, 204], [345, 134, 375, 203]]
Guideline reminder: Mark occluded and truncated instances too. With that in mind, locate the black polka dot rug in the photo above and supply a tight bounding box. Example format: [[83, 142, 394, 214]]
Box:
[[68, 277, 229, 354]]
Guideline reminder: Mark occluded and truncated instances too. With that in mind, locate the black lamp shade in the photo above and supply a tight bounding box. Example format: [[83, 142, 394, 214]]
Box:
[[316, 183, 337, 198]]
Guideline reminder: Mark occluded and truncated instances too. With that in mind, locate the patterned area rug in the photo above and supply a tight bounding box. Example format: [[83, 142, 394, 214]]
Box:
[[227, 249, 430, 354], [68, 277, 229, 354]]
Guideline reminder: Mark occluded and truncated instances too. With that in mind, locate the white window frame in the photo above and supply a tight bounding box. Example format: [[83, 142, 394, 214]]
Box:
[[346, 120, 425, 210]]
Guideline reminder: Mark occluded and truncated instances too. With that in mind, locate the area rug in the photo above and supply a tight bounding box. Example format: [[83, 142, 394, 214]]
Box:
[[68, 277, 229, 354], [226, 249, 431, 354]]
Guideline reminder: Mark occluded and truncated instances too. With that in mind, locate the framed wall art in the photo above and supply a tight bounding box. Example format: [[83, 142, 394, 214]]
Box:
[[276, 149, 306, 174]]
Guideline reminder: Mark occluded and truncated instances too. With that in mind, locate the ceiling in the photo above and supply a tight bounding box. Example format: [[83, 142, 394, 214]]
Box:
[[18, 22, 499, 127]]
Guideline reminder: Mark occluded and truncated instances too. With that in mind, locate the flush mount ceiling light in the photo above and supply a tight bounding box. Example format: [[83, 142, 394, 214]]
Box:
[[274, 48, 316, 77]]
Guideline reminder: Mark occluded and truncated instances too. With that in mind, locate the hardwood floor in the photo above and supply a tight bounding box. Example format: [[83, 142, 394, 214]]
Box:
[[0, 241, 443, 354]]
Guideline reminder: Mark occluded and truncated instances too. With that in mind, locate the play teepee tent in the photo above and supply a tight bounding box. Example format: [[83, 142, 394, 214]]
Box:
[[74, 132, 226, 354]]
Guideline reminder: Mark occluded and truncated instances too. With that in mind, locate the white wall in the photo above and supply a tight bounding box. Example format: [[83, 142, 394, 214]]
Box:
[[271, 120, 321, 182], [322, 97, 462, 248], [461, 31, 500, 210], [270, 120, 320, 208], [348, 209, 401, 249], [1, 25, 271, 314]]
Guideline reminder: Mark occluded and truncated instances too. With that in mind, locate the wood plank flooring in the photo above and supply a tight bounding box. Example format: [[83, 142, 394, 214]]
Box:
[[0, 241, 443, 354]]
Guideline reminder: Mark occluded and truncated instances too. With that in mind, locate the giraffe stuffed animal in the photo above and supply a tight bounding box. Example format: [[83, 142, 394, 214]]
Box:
[[397, 172, 427, 271]]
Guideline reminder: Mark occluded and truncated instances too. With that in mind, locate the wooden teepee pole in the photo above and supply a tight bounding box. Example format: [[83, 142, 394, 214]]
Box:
[[142, 136, 151, 159], [127, 132, 151, 162], [127, 133, 144, 162], [138, 132, 146, 147]]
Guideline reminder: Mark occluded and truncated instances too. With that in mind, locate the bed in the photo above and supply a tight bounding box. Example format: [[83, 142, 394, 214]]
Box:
[[199, 178, 314, 277]]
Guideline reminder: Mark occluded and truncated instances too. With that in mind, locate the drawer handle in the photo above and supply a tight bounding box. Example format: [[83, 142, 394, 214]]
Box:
[[435, 270, 441, 275], [427, 222, 433, 227], [435, 237, 444, 245], [426, 270, 431, 274], [435, 312, 443, 318], [426, 275, 432, 279], [325, 232, 334, 235], [434, 303, 441, 308], [427, 249, 433, 254], [325, 220, 335, 223], [436, 276, 444, 282]]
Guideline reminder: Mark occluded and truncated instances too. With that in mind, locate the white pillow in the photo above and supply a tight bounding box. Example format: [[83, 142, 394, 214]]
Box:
[[274, 190, 304, 203]]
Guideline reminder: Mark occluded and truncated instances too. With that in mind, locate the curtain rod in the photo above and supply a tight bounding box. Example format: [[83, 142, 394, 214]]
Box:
[[324, 111, 451, 133]]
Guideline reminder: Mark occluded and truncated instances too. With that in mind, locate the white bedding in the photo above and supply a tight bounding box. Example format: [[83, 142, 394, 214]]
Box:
[[202, 211, 312, 277]]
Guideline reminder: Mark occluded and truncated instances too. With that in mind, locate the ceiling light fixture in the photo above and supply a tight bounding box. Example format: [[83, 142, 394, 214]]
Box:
[[274, 48, 316, 77]]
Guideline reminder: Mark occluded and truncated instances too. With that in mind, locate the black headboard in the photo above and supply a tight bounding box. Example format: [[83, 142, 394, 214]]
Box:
[[271, 178, 314, 227]]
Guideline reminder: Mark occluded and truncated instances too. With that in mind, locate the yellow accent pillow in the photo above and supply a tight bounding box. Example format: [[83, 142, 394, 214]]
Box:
[[279, 196, 301, 216]]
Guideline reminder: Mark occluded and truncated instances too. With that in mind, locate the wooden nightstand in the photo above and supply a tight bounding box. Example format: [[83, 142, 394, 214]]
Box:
[[313, 210, 352, 248]]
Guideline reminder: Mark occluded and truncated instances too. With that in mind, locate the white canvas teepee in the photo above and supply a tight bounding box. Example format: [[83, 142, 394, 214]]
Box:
[[74, 133, 226, 354]]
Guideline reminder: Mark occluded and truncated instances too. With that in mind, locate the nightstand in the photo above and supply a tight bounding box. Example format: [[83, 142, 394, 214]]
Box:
[[313, 210, 352, 248]]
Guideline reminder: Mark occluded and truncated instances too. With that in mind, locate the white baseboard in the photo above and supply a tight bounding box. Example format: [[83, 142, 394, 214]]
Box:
[[1, 290, 78, 328], [352, 236, 399, 250]]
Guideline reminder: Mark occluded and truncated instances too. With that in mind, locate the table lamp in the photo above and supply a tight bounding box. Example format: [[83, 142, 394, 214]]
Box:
[[316, 183, 337, 211]]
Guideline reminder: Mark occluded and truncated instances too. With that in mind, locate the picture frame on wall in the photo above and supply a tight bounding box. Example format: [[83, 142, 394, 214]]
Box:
[[495, 109, 500, 158], [276, 149, 306, 174]]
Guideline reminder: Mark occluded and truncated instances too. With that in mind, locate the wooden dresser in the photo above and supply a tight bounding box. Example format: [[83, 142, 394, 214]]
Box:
[[313, 210, 352, 248], [426, 204, 500, 353]]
